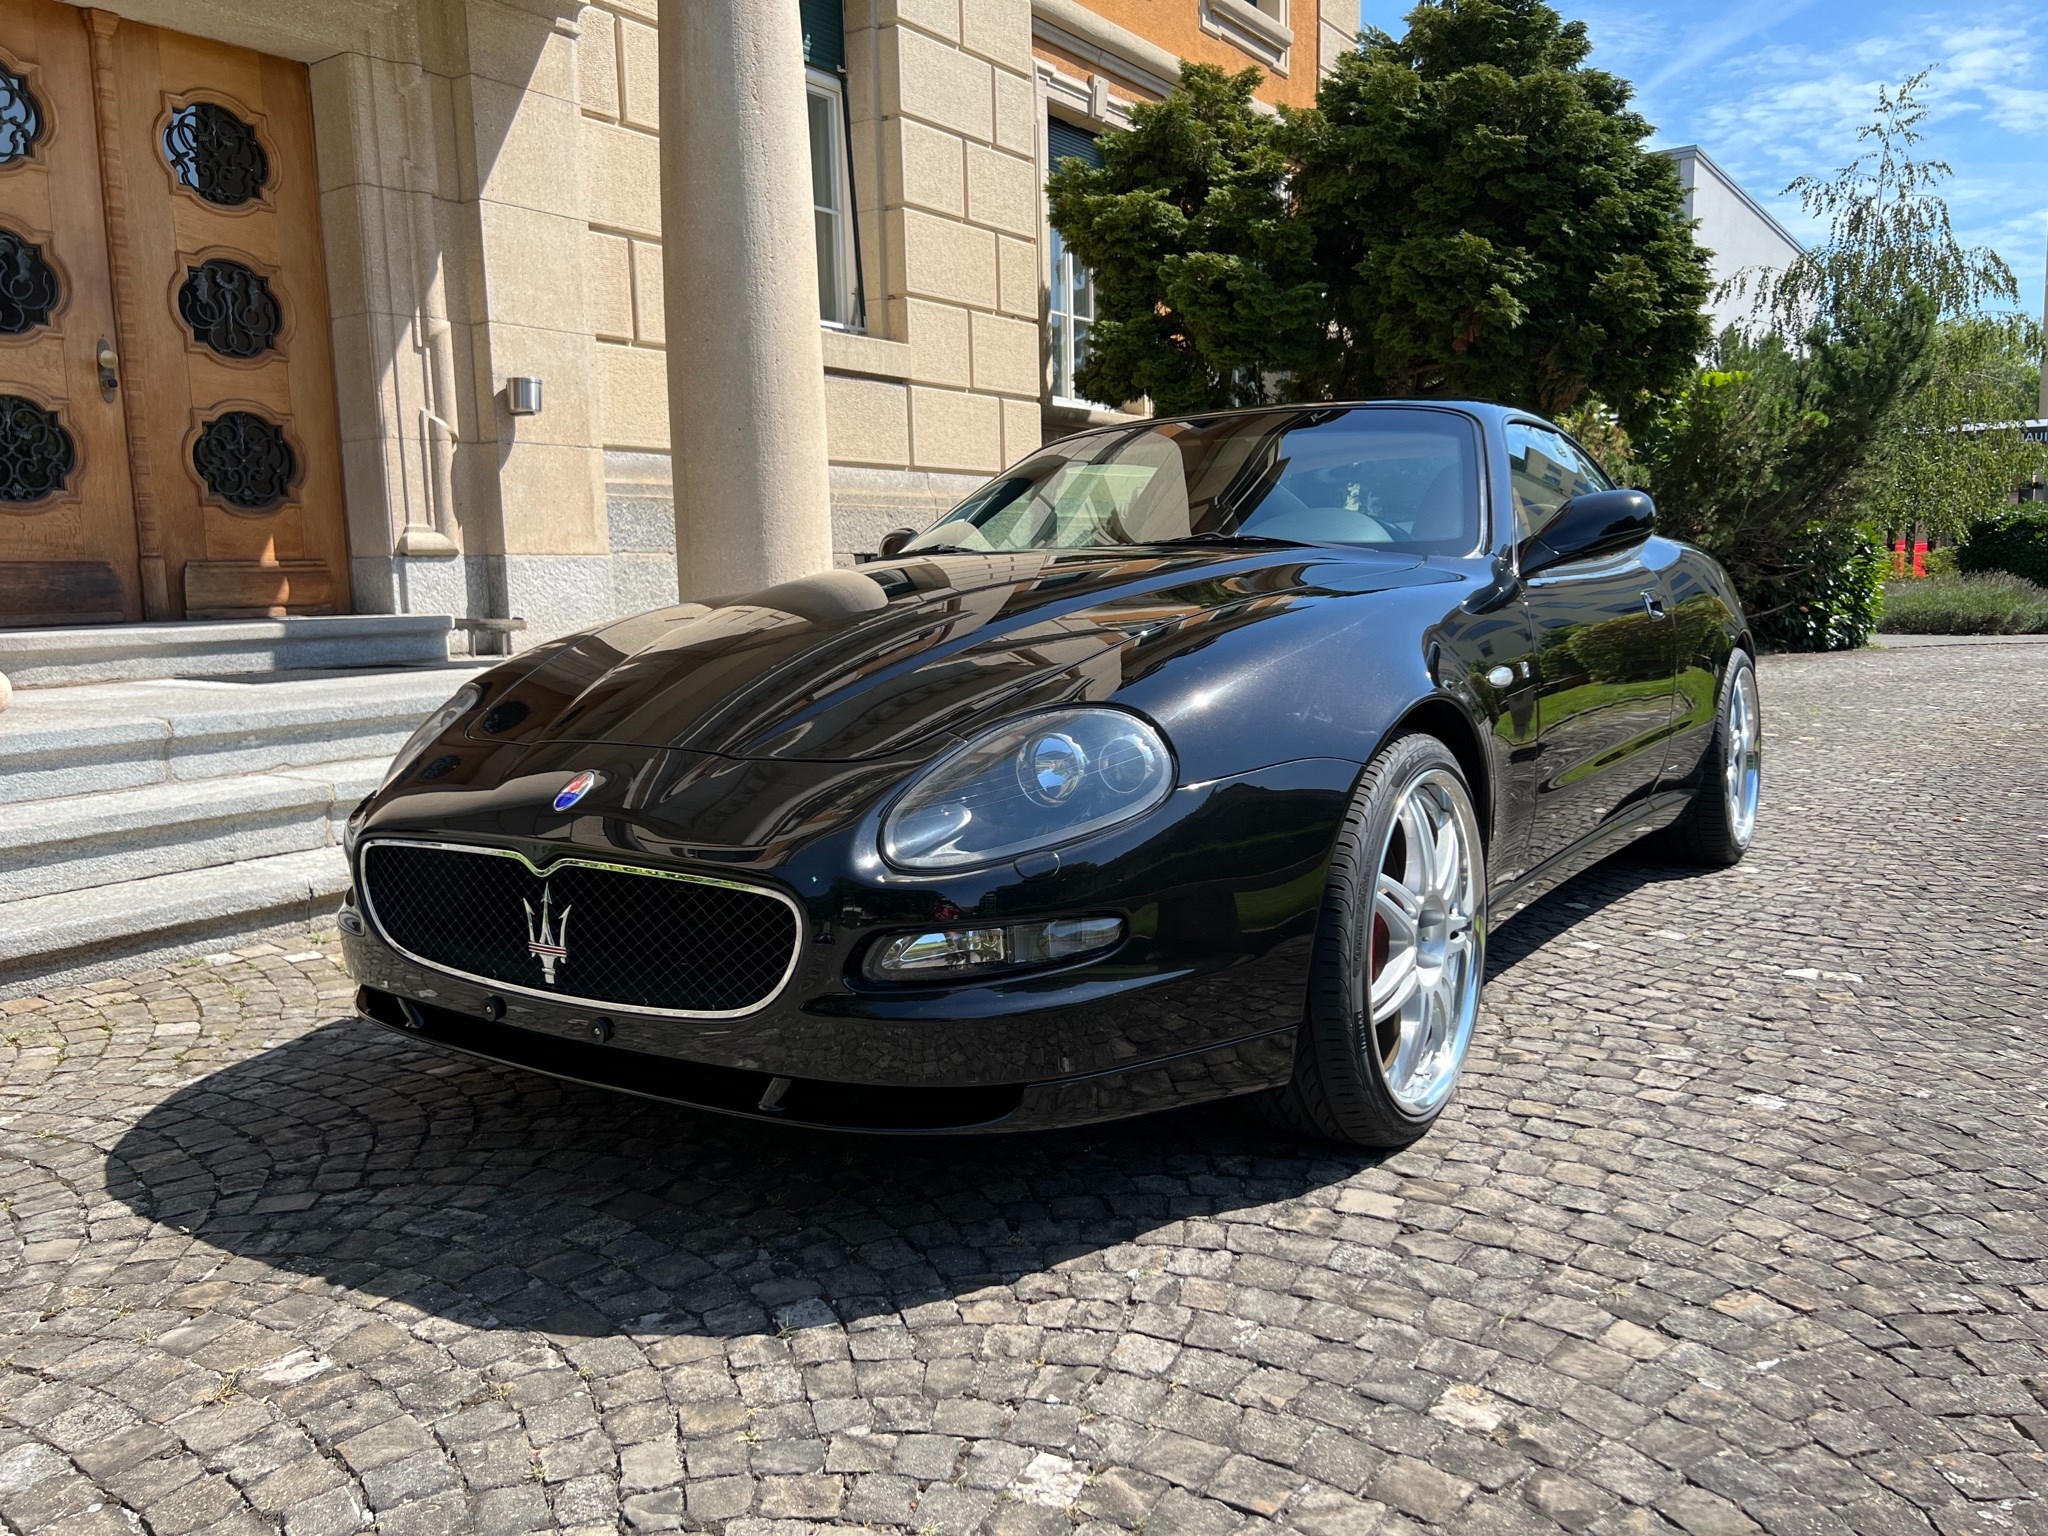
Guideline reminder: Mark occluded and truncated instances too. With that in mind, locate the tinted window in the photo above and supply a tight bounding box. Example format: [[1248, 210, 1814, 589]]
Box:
[[905, 407, 1483, 557], [1506, 422, 1612, 539]]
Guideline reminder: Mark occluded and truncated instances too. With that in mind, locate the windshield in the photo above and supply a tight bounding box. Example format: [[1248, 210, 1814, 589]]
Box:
[[903, 406, 1484, 558]]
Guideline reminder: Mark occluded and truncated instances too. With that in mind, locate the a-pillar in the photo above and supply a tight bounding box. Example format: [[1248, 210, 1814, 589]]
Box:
[[656, 0, 836, 601]]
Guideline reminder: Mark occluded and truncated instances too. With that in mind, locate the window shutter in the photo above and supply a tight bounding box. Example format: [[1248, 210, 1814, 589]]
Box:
[[1047, 117, 1103, 171], [801, 0, 844, 70]]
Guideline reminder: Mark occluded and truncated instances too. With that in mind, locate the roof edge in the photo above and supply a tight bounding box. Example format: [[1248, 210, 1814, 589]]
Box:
[[1661, 143, 1806, 257]]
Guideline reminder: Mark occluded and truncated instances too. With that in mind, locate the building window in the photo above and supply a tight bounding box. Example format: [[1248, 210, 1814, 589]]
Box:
[[806, 72, 860, 330], [1199, 0, 1291, 73], [1047, 117, 1104, 407], [1048, 223, 1096, 406]]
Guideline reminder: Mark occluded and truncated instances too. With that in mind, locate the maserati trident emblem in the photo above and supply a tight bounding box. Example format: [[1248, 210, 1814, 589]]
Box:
[[553, 770, 600, 812], [523, 884, 571, 984]]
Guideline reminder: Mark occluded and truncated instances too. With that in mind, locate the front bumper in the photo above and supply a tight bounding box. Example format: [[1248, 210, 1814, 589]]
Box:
[[353, 982, 1297, 1134], [339, 748, 1364, 1133]]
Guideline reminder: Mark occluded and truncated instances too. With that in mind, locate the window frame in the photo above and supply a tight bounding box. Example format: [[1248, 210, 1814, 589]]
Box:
[[1045, 111, 1109, 412], [1047, 222, 1099, 410], [1505, 418, 1613, 544], [805, 68, 862, 333]]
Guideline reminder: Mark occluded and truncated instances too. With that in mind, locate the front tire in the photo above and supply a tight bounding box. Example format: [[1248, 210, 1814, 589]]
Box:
[[1660, 650, 1761, 867], [1260, 732, 1486, 1148]]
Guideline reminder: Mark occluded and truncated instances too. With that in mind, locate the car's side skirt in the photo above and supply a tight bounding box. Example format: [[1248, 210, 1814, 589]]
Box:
[[1487, 788, 1692, 928]]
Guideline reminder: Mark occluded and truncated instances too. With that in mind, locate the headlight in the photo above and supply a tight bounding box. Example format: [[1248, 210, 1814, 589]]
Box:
[[881, 707, 1174, 870], [377, 682, 482, 793]]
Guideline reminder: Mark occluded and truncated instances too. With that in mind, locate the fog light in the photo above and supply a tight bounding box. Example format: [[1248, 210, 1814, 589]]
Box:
[[865, 916, 1124, 981], [871, 926, 1009, 976], [1009, 915, 1124, 964]]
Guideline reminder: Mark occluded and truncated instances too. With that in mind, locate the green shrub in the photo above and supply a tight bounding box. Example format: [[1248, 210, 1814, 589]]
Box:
[[1957, 507, 2048, 587], [1922, 545, 1959, 577], [1878, 571, 2048, 634], [1751, 530, 1890, 652]]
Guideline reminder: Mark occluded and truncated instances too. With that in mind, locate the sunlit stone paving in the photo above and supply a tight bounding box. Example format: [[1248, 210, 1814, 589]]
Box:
[[0, 641, 2043, 1536]]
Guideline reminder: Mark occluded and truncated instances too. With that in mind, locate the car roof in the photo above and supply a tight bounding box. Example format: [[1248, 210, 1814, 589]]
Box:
[[1057, 400, 1543, 438]]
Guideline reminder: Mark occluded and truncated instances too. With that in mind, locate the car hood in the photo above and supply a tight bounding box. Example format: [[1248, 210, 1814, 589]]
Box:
[[466, 546, 1424, 761]]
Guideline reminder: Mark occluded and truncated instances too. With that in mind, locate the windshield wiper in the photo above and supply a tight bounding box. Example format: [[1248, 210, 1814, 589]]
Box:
[[1152, 532, 1311, 548]]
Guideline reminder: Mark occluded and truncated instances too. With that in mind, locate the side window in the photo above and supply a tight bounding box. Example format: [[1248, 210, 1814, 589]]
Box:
[[1047, 117, 1105, 407], [1048, 224, 1097, 405], [806, 73, 861, 329], [1506, 422, 1607, 540]]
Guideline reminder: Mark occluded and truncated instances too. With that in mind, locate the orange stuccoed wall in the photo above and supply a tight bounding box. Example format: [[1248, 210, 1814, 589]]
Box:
[[1079, 1, 1322, 108]]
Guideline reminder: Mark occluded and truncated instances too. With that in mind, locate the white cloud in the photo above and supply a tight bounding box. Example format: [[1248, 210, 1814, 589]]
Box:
[[1610, 1, 2046, 304], [1981, 84, 2048, 133], [1639, 0, 1825, 93]]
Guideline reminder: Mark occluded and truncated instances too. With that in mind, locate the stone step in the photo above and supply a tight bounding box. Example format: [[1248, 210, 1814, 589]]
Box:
[[0, 666, 484, 804], [0, 757, 387, 904], [0, 613, 455, 689], [0, 846, 348, 983]]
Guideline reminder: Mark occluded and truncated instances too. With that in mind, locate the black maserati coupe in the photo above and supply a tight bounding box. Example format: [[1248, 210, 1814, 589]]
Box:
[[339, 402, 1759, 1147]]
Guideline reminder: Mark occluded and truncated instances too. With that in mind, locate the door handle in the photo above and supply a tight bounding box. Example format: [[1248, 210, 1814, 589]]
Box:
[[1642, 591, 1667, 620], [96, 338, 119, 398]]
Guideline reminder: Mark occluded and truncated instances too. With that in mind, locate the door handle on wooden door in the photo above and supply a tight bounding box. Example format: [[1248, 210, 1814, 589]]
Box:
[[95, 338, 119, 399]]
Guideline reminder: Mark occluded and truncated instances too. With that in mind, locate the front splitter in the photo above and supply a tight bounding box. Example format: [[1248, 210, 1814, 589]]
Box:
[[356, 985, 1295, 1136]]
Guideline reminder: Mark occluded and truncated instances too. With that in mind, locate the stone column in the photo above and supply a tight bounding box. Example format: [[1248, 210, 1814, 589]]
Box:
[[657, 0, 836, 601]]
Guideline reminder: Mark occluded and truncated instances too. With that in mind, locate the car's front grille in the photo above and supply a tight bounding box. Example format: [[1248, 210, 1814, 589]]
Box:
[[358, 840, 802, 1016]]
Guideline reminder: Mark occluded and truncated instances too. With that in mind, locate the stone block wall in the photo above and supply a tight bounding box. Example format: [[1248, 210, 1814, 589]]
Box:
[[288, 0, 1325, 645], [575, 0, 1040, 578]]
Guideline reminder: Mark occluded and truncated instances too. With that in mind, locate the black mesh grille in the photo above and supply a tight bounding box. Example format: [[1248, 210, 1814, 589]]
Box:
[[361, 842, 801, 1014]]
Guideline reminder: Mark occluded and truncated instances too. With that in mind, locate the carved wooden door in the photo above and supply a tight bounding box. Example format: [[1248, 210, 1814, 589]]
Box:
[[0, 0, 142, 625], [0, 0, 349, 627], [90, 9, 349, 619]]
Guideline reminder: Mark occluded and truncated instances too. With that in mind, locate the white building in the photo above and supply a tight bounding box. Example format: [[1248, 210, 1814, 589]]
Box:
[[1663, 144, 1804, 338]]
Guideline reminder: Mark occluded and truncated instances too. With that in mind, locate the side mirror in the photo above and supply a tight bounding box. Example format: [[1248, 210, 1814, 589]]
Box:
[[1520, 489, 1656, 576], [876, 526, 917, 560]]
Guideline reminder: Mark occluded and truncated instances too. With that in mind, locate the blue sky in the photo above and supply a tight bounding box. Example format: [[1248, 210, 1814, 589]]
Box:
[[1356, 0, 2048, 317]]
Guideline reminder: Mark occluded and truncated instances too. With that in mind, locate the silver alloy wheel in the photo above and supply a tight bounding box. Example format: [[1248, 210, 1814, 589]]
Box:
[[1368, 767, 1484, 1116], [1724, 662, 1762, 847]]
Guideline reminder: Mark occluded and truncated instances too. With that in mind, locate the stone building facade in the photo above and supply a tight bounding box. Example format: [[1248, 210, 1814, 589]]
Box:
[[0, 0, 1354, 647]]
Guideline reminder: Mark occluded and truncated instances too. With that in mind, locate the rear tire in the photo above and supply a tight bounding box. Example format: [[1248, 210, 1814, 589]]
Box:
[[1659, 650, 1761, 868], [1257, 732, 1486, 1148]]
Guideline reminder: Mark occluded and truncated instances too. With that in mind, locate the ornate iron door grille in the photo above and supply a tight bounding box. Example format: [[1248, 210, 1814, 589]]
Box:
[[0, 229, 58, 334], [162, 101, 269, 206], [358, 840, 805, 1018], [191, 409, 295, 509], [0, 393, 75, 501], [0, 65, 43, 165], [177, 259, 280, 357]]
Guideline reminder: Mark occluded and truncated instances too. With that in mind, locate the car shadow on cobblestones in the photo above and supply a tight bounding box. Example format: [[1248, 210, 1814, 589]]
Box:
[[100, 1017, 1390, 1341], [1485, 848, 1723, 974], [95, 863, 1706, 1344]]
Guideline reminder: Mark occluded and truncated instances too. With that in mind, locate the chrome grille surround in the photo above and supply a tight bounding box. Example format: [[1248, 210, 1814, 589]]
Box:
[[356, 837, 805, 1019]]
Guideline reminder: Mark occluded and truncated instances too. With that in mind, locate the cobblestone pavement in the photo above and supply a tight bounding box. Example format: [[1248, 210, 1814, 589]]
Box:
[[1, 644, 2044, 1536]]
